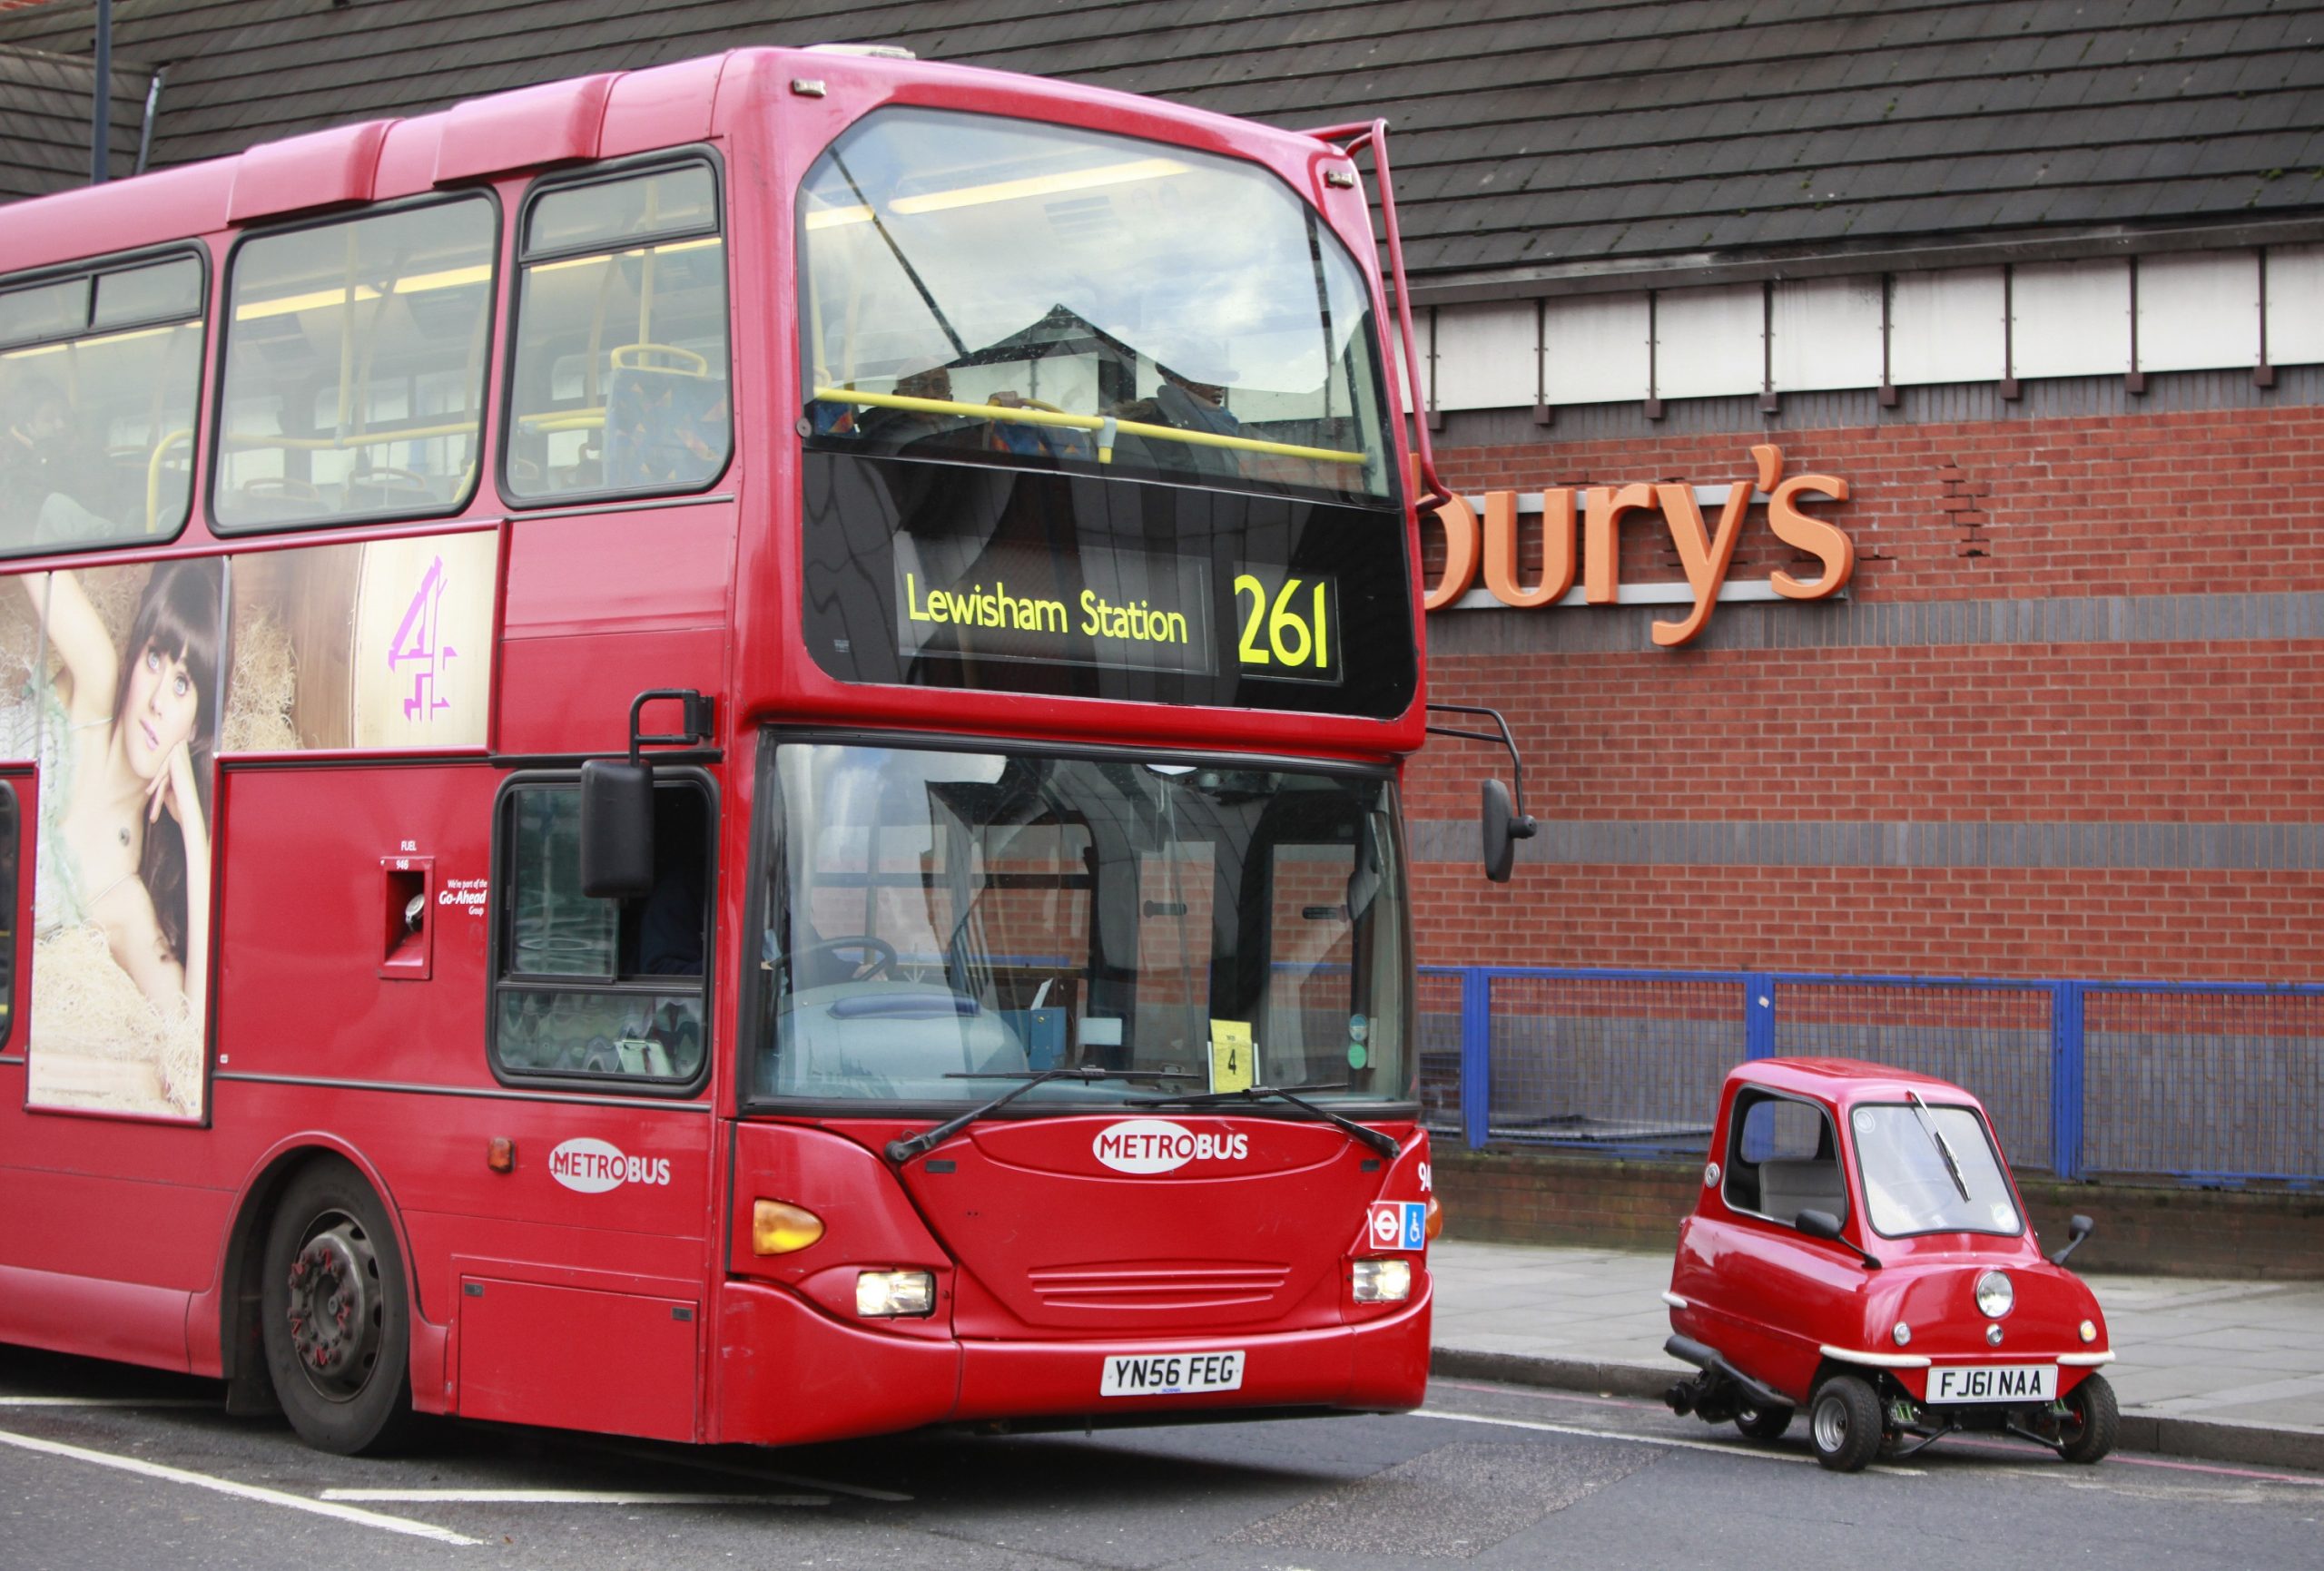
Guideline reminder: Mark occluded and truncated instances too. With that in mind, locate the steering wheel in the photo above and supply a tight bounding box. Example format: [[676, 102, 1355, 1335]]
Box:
[[791, 934, 898, 980]]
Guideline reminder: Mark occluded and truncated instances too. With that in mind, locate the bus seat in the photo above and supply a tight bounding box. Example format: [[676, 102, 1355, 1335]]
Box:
[[1758, 1158, 1848, 1225], [605, 344, 726, 489]]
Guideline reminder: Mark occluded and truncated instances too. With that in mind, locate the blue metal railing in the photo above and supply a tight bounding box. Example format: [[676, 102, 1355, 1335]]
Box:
[[1418, 966, 2324, 1188]]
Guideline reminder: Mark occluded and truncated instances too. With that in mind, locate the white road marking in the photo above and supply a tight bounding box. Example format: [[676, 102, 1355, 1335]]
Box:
[[0, 1396, 212, 1408], [581, 1438, 915, 1502], [1413, 1407, 1926, 1476], [0, 1428, 480, 1546], [325, 1488, 826, 1507]]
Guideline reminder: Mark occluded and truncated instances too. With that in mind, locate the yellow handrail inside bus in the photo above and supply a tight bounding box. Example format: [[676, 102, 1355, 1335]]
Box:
[[612, 342, 709, 376], [810, 387, 1364, 467], [222, 419, 480, 452], [146, 427, 192, 534], [517, 408, 606, 433]]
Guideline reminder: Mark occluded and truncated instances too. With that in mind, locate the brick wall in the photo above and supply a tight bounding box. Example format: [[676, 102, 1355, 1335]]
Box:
[[1406, 400, 2324, 983]]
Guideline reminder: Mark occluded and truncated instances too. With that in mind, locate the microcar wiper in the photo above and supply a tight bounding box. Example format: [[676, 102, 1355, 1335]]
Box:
[[1905, 1089, 1972, 1203], [1130, 1082, 1402, 1162], [883, 1065, 1196, 1166]]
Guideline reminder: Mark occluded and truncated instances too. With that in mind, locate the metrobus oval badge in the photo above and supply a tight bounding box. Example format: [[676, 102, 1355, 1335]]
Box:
[[1092, 1118, 1249, 1174], [547, 1136, 670, 1193]]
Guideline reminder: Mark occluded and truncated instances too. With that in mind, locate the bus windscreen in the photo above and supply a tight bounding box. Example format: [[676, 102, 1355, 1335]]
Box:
[[753, 741, 1410, 1113]]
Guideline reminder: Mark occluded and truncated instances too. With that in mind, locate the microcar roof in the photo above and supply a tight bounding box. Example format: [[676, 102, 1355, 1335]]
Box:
[[1723, 1056, 1988, 1113]]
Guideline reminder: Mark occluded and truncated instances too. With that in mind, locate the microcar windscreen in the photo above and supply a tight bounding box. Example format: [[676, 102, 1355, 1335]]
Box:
[[1850, 1102, 2024, 1238]]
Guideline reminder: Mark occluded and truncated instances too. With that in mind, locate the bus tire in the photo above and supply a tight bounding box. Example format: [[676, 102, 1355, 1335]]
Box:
[[259, 1161, 419, 1456]]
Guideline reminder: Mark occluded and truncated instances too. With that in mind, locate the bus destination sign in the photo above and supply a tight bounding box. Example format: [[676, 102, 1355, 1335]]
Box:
[[896, 539, 1216, 676]]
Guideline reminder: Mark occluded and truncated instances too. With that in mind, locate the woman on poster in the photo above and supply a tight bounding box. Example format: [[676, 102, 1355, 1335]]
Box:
[[15, 559, 222, 1028]]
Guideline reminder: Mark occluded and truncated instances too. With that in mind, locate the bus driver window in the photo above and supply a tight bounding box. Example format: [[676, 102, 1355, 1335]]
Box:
[[491, 776, 713, 1087]]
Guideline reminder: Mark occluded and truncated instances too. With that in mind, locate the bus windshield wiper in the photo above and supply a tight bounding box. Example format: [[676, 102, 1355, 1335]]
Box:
[[1130, 1083, 1402, 1162], [883, 1066, 1196, 1165], [1905, 1089, 1972, 1203]]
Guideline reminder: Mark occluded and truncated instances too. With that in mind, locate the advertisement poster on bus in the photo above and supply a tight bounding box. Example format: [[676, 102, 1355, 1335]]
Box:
[[0, 533, 494, 1119]]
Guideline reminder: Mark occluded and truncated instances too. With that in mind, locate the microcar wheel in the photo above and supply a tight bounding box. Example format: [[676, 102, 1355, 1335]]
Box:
[[260, 1161, 418, 1456], [1808, 1374, 1883, 1472], [1735, 1401, 1793, 1441], [2055, 1374, 2118, 1464]]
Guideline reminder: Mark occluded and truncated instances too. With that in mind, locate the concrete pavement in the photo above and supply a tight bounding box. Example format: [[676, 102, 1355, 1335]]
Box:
[[1428, 1238, 2324, 1472]]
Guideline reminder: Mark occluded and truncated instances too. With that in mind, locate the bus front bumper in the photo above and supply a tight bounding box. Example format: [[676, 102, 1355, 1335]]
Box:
[[713, 1277, 1432, 1448]]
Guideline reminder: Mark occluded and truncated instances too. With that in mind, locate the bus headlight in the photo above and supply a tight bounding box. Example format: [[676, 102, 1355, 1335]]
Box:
[[856, 1270, 936, 1318], [1353, 1258, 1412, 1303]]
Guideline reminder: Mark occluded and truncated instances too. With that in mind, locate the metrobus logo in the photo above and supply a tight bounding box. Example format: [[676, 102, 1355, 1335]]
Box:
[[1093, 1119, 1250, 1174], [547, 1137, 672, 1193]]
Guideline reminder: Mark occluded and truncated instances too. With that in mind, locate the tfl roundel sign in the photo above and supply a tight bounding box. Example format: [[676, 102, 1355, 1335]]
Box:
[[1092, 1119, 1251, 1174]]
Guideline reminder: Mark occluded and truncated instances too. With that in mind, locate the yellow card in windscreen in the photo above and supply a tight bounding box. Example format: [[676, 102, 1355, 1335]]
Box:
[[1208, 1020, 1255, 1093]]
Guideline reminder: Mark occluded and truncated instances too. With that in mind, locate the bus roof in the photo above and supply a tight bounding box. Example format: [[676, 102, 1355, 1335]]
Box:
[[0, 46, 1348, 278]]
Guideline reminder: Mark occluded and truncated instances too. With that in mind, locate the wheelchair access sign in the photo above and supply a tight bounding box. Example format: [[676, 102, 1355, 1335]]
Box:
[[1367, 1201, 1427, 1252]]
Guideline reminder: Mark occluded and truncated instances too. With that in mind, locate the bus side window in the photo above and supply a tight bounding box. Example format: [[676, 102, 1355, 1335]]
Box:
[[212, 200, 496, 532], [0, 781, 16, 1047], [1, 256, 205, 555], [490, 777, 712, 1087], [504, 161, 731, 504]]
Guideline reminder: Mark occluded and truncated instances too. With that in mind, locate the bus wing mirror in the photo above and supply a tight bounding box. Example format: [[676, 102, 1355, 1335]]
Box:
[[1428, 703, 1536, 883], [579, 758, 655, 898], [1482, 778, 1534, 883]]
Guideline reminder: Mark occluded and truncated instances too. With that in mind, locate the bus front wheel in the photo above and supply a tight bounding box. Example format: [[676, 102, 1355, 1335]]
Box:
[[260, 1161, 418, 1455]]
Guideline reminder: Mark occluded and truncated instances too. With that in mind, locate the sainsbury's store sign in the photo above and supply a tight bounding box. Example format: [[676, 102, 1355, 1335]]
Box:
[[1422, 444, 1853, 648]]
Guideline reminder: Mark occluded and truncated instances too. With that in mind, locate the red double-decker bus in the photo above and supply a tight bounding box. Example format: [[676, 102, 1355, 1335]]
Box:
[[0, 45, 1509, 1456]]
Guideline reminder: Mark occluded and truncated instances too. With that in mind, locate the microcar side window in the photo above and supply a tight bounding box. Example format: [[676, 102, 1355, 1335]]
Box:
[[1723, 1090, 1847, 1228], [1850, 1102, 2024, 1238]]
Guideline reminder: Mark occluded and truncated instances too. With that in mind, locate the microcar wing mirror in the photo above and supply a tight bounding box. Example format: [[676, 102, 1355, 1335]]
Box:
[[1794, 1206, 1883, 1270], [1795, 1208, 1843, 1242], [2048, 1213, 2096, 1268]]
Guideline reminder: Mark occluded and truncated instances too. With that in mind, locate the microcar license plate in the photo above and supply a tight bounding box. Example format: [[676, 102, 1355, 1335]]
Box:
[[1928, 1363, 2057, 1404], [1099, 1350, 1246, 1398]]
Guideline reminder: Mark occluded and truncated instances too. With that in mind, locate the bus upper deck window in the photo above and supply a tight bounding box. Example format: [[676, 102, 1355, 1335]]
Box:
[[213, 200, 495, 532], [504, 161, 731, 504], [796, 109, 1394, 507], [0, 255, 205, 556]]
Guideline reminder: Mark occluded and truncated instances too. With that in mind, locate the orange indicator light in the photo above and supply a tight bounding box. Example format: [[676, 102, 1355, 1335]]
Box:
[[753, 1200, 826, 1255]]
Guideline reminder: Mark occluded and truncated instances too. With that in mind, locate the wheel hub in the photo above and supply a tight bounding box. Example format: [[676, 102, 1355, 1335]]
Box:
[[1812, 1393, 1849, 1452], [285, 1223, 378, 1396]]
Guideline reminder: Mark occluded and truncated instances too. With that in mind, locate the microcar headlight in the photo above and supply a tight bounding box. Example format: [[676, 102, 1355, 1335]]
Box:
[[1353, 1258, 1413, 1303], [2079, 1319, 2098, 1344], [1974, 1269, 2014, 1319], [1892, 1321, 1912, 1347], [856, 1269, 936, 1318]]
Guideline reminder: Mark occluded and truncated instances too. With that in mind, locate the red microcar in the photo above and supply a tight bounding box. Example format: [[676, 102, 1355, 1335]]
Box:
[[1661, 1059, 2118, 1471]]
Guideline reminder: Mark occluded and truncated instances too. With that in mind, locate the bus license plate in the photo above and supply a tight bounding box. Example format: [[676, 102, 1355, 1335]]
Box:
[[1928, 1363, 2056, 1404], [1099, 1350, 1246, 1398]]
